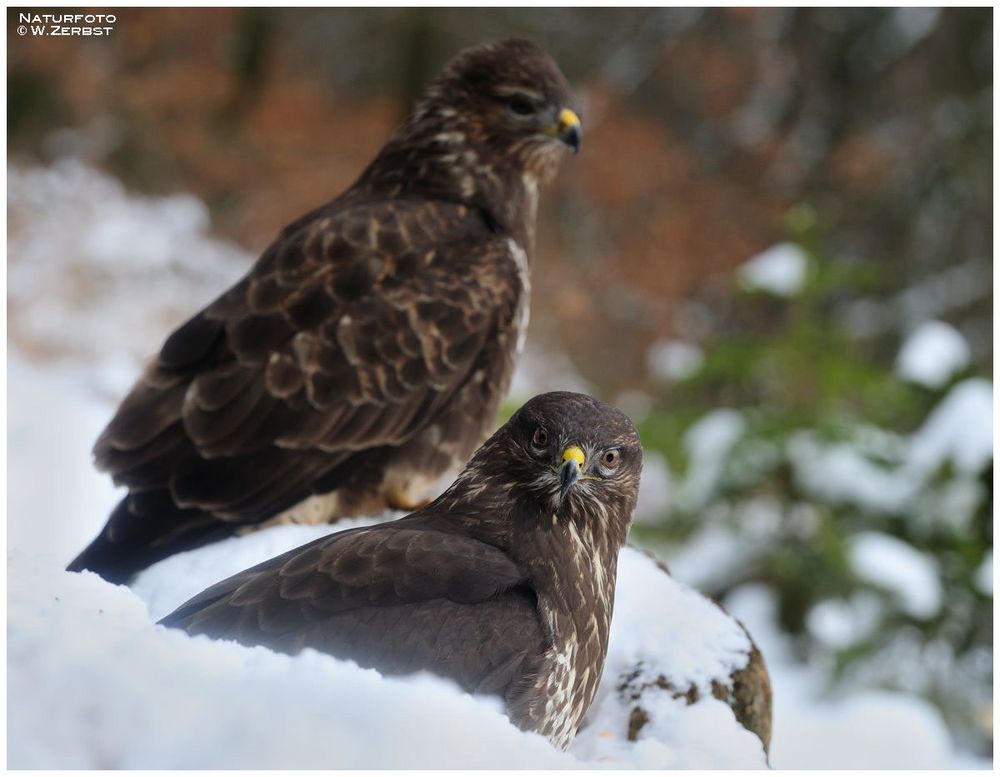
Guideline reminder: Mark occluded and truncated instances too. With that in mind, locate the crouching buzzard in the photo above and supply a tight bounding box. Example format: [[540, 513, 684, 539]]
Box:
[[159, 392, 643, 750], [68, 38, 582, 583]]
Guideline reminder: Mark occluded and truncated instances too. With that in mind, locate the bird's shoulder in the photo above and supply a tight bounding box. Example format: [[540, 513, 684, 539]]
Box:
[[158, 193, 525, 376], [225, 193, 518, 307]]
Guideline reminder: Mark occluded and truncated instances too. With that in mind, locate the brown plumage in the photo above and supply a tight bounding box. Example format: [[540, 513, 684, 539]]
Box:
[[68, 38, 582, 583], [159, 391, 642, 750]]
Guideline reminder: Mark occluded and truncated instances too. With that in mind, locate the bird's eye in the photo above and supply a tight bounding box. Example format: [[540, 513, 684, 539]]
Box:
[[531, 427, 549, 448], [506, 95, 536, 116], [602, 449, 621, 470]]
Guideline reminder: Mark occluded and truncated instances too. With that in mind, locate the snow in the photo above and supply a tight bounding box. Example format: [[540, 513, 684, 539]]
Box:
[[132, 518, 390, 622], [774, 689, 956, 769], [510, 342, 594, 399], [736, 241, 809, 297], [659, 521, 754, 591], [608, 549, 752, 689], [676, 408, 746, 509], [8, 160, 250, 396], [908, 377, 993, 476], [896, 319, 971, 388], [722, 584, 982, 770], [613, 388, 654, 424], [788, 430, 919, 513], [788, 378, 993, 515], [575, 694, 766, 769], [890, 7, 942, 51], [839, 260, 990, 339], [974, 551, 993, 596], [7, 359, 123, 564], [632, 449, 672, 524], [9, 552, 571, 770], [894, 260, 991, 331], [646, 339, 705, 382], [805, 593, 882, 650], [848, 531, 943, 620]]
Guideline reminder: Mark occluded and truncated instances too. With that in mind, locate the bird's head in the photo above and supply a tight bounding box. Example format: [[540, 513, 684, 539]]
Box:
[[503, 391, 642, 520], [419, 38, 582, 184], [447, 392, 642, 550]]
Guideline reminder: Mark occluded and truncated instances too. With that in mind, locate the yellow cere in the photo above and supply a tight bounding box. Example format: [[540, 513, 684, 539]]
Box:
[[562, 445, 586, 468], [558, 108, 581, 132]]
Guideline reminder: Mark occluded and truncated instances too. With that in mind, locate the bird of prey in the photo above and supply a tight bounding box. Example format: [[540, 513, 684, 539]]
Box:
[[159, 392, 642, 750], [68, 38, 582, 583]]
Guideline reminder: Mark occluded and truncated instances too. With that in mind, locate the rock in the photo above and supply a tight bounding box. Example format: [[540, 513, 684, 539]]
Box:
[[712, 640, 772, 753]]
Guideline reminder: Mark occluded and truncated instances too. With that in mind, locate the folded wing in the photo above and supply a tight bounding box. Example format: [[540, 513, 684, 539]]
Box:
[[161, 520, 546, 696]]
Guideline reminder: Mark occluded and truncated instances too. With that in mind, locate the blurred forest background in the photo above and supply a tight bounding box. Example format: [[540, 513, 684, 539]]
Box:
[[7, 6, 993, 760]]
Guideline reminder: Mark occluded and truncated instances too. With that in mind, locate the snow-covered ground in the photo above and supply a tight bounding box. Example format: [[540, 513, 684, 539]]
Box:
[[7, 162, 992, 769]]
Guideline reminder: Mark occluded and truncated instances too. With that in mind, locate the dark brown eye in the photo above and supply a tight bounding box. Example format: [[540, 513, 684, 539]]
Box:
[[532, 427, 549, 447], [602, 449, 620, 469], [507, 95, 535, 116]]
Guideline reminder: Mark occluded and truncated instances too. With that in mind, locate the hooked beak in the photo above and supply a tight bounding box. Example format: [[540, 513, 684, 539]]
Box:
[[550, 108, 582, 153], [559, 445, 585, 503]]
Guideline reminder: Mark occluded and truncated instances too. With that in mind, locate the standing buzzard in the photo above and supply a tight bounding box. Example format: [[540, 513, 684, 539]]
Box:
[[69, 38, 582, 583], [159, 392, 643, 750]]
